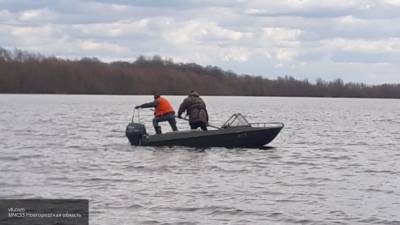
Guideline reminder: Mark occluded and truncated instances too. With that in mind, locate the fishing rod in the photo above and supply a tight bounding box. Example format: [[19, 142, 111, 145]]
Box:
[[177, 116, 220, 130], [131, 108, 141, 123]]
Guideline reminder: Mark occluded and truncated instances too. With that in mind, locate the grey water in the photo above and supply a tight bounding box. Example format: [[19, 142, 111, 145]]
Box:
[[0, 94, 399, 225]]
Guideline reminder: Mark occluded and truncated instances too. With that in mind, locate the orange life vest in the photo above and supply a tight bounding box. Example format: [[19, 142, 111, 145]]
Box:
[[155, 97, 174, 117]]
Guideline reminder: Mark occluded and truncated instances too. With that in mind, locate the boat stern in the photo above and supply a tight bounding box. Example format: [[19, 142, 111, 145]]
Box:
[[125, 122, 147, 145]]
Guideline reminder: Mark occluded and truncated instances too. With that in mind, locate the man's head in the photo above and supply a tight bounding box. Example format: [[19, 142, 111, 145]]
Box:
[[153, 93, 160, 99], [189, 90, 199, 97]]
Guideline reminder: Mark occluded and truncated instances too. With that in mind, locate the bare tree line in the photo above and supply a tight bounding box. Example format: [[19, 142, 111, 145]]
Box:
[[0, 47, 399, 98]]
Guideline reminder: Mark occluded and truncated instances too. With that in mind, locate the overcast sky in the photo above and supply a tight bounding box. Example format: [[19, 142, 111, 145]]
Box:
[[1, 0, 400, 84]]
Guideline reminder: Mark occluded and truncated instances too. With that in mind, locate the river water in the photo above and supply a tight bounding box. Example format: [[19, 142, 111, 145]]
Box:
[[0, 94, 399, 225]]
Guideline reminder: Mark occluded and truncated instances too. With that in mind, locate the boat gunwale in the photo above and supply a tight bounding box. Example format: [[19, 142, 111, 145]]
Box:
[[144, 125, 283, 143]]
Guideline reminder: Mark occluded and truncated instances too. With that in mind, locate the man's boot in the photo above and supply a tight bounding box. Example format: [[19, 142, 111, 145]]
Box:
[[155, 126, 162, 134], [170, 120, 178, 131]]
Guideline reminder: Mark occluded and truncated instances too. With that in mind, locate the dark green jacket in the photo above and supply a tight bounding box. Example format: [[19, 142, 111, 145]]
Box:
[[178, 93, 208, 124]]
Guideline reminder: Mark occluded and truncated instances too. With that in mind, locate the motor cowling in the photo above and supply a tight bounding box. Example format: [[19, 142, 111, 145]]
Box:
[[125, 123, 147, 145]]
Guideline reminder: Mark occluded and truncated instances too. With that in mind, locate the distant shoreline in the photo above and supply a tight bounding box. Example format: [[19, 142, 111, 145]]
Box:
[[1, 47, 399, 98], [1, 93, 399, 100]]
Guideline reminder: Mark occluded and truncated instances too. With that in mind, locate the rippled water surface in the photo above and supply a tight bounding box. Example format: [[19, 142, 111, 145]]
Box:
[[1, 94, 400, 225]]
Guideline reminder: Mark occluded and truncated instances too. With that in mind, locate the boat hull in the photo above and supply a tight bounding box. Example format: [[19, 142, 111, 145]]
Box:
[[137, 126, 283, 148]]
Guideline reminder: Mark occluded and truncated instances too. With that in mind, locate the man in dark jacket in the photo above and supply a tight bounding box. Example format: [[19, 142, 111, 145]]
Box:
[[178, 91, 208, 131], [135, 94, 178, 134]]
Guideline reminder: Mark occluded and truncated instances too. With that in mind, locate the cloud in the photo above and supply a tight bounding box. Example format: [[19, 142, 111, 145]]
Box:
[[73, 19, 150, 38], [79, 40, 128, 54], [0, 0, 399, 83], [83, 0, 240, 9], [10, 25, 61, 45], [0, 9, 12, 19], [384, 0, 400, 6], [164, 20, 251, 45], [18, 8, 53, 21], [244, 0, 361, 18], [325, 38, 400, 54]]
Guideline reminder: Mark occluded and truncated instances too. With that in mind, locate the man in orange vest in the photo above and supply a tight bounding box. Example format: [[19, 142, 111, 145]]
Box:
[[135, 94, 178, 134]]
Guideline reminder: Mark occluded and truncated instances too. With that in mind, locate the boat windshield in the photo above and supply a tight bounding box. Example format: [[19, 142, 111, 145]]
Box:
[[221, 113, 251, 128]]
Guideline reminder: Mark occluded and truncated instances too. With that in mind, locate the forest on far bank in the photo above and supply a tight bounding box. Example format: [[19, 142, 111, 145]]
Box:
[[0, 47, 399, 98]]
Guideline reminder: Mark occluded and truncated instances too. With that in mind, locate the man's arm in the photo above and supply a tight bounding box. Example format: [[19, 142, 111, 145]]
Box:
[[136, 100, 158, 109], [177, 99, 188, 117]]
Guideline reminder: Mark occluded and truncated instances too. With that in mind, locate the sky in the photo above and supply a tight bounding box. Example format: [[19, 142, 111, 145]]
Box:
[[0, 0, 400, 84]]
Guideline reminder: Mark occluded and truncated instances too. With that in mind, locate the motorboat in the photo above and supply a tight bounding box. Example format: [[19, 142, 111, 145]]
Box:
[[126, 111, 284, 148]]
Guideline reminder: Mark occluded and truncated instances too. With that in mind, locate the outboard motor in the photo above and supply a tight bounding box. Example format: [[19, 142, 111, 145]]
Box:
[[125, 122, 147, 145]]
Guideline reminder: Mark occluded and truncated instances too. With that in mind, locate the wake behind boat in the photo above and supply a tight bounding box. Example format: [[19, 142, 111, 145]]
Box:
[[126, 112, 284, 148]]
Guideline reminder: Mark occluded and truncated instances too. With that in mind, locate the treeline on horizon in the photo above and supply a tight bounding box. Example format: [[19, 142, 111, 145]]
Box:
[[0, 47, 399, 98]]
